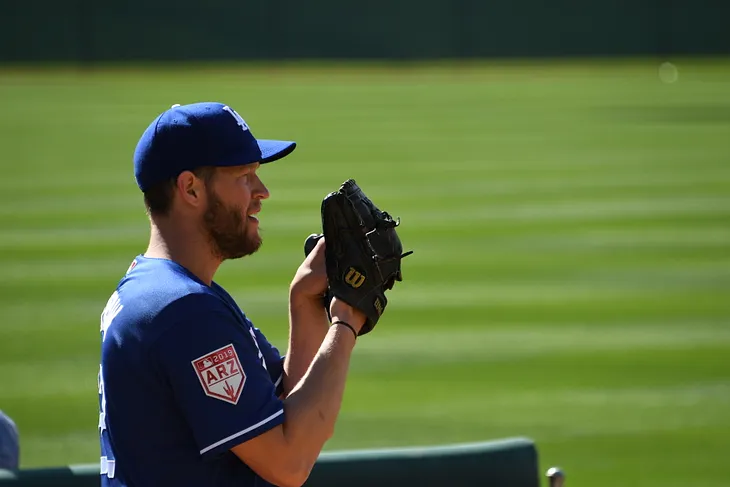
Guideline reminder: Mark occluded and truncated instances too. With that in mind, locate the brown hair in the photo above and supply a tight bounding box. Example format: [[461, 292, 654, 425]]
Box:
[[143, 166, 217, 217]]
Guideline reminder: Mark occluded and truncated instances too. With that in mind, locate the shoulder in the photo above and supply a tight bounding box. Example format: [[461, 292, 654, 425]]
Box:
[[119, 256, 211, 299], [157, 292, 235, 325], [117, 256, 226, 314], [104, 256, 236, 345], [114, 290, 245, 368]]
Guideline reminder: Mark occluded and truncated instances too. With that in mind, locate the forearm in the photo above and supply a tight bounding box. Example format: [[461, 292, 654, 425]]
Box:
[[230, 299, 364, 487], [282, 292, 329, 396], [281, 324, 355, 469]]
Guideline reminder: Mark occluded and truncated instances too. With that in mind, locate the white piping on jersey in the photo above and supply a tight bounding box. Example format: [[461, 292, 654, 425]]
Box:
[[199, 409, 284, 455], [274, 373, 283, 388], [100, 456, 116, 478], [248, 328, 268, 371]]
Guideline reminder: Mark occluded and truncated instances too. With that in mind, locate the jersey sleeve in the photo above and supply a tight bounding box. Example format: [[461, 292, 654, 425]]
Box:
[[153, 293, 285, 459], [249, 325, 285, 397]]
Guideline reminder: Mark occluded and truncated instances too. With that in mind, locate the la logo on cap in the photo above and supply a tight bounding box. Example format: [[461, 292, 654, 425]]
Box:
[[222, 105, 250, 132]]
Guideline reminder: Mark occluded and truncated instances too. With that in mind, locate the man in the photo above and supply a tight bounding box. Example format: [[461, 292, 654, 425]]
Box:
[[99, 102, 366, 487]]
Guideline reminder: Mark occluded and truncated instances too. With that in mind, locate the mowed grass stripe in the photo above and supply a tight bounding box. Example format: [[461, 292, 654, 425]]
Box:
[[350, 323, 730, 363], [6, 432, 100, 470], [4, 189, 730, 227], [342, 382, 730, 423], [5, 322, 723, 401], [4, 275, 726, 309], [3, 226, 728, 280], [1, 150, 727, 196], [3, 194, 730, 232], [3, 162, 730, 201]]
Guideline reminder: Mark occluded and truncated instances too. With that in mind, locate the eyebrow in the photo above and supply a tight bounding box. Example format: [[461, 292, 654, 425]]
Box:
[[229, 163, 258, 176]]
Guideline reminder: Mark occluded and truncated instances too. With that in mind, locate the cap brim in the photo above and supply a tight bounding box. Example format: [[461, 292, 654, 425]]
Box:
[[258, 139, 296, 164]]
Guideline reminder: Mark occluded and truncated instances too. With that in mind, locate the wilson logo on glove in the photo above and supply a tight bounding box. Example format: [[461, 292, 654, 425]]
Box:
[[344, 267, 366, 288], [374, 297, 384, 316]]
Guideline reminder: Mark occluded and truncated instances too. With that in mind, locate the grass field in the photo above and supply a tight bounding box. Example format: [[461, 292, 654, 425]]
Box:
[[0, 59, 729, 486]]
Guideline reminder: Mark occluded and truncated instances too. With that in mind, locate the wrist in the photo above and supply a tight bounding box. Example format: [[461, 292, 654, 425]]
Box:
[[331, 320, 359, 339], [330, 312, 366, 335], [330, 297, 367, 333]]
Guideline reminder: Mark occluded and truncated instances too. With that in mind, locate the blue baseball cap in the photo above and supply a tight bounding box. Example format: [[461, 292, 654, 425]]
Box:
[[133, 102, 296, 192]]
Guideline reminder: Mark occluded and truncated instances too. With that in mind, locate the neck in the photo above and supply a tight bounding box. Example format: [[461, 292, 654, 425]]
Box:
[[144, 216, 221, 286]]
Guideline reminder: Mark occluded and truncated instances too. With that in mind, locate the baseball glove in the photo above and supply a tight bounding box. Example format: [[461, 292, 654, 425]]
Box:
[[306, 179, 412, 336]]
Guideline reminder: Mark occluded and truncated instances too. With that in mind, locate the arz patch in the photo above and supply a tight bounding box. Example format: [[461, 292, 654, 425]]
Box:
[[192, 344, 245, 405]]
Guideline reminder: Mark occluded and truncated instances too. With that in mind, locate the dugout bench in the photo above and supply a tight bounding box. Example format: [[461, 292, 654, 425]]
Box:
[[0, 437, 547, 487]]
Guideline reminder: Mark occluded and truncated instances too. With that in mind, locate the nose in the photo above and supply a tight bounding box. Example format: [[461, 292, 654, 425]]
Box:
[[253, 173, 270, 200]]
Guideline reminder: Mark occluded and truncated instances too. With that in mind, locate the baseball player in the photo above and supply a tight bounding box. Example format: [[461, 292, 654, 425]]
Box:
[[98, 102, 370, 487]]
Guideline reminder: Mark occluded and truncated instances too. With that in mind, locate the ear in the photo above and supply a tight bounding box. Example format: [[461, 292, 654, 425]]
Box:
[[176, 171, 207, 208]]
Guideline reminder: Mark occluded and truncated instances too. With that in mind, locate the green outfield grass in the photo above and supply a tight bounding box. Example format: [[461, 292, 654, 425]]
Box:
[[1, 59, 729, 486]]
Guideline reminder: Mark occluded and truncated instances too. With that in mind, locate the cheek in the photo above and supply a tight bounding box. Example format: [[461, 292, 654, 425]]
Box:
[[217, 181, 250, 208], [235, 180, 253, 202]]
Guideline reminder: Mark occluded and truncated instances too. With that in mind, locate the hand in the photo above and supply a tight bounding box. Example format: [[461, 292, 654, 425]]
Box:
[[290, 236, 328, 303], [318, 179, 411, 335], [329, 297, 367, 335]]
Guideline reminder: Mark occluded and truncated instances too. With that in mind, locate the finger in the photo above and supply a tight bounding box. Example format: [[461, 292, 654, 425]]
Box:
[[310, 239, 327, 269], [315, 236, 326, 252], [304, 233, 324, 256]]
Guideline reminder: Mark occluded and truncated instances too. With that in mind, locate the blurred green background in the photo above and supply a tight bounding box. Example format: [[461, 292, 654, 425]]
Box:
[[1, 58, 729, 486]]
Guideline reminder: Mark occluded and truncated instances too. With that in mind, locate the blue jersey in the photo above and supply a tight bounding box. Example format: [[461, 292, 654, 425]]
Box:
[[98, 255, 286, 487]]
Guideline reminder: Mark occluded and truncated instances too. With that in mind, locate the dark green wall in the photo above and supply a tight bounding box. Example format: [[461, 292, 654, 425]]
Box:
[[1, 0, 728, 62], [0, 438, 541, 487]]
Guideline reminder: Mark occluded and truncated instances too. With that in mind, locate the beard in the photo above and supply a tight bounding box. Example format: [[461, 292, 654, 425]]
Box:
[[203, 188, 261, 260]]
